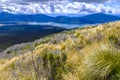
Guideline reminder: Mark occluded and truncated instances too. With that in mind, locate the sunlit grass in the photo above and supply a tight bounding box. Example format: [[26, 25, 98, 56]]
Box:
[[79, 48, 120, 80], [0, 21, 120, 80]]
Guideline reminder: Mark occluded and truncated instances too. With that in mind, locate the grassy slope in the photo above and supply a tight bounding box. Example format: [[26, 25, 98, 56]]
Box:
[[0, 21, 120, 80]]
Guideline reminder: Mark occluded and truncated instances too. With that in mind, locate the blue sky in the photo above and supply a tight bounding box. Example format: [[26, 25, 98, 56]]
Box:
[[0, 0, 120, 15]]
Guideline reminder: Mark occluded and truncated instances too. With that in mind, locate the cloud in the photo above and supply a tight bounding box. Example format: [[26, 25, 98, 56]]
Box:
[[0, 0, 110, 3], [0, 0, 119, 14], [73, 0, 109, 3], [1, 0, 65, 3]]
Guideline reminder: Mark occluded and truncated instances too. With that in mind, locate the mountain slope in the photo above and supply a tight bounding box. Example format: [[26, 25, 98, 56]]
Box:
[[80, 13, 120, 23], [0, 24, 67, 51], [0, 12, 120, 25], [54, 13, 120, 24], [0, 12, 53, 24], [0, 21, 120, 80]]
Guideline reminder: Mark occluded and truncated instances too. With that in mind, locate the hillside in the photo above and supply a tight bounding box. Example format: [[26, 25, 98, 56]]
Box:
[[0, 21, 120, 80], [0, 24, 66, 51]]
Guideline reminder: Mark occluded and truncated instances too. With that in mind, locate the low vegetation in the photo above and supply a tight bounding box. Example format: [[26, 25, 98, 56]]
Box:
[[0, 21, 120, 80]]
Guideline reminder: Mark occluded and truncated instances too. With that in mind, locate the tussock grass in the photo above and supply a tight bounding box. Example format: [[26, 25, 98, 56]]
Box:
[[0, 21, 120, 80], [79, 49, 120, 80]]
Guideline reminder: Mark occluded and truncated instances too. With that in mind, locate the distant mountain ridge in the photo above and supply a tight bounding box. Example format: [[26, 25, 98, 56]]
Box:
[[79, 13, 120, 24], [0, 12, 120, 25]]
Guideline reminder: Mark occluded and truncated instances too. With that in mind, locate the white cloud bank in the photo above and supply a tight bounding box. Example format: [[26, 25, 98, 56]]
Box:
[[0, 0, 120, 15]]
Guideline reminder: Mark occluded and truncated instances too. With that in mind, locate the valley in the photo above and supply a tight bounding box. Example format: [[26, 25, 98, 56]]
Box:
[[0, 24, 66, 51]]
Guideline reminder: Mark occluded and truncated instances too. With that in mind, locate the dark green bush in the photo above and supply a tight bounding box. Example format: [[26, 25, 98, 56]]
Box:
[[42, 53, 67, 80]]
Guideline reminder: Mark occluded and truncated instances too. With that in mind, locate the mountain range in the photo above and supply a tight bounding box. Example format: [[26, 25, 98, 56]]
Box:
[[0, 12, 120, 25]]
